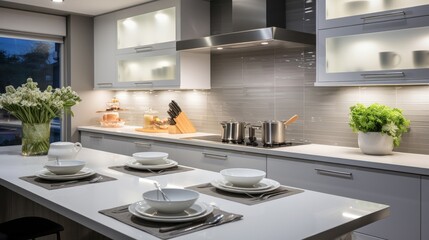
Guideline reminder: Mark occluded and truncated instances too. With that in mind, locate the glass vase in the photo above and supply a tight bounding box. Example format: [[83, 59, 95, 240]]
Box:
[[21, 122, 51, 156]]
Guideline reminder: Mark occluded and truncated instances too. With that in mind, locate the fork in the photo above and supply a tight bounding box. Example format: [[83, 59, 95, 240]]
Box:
[[246, 189, 290, 201], [147, 169, 164, 174]]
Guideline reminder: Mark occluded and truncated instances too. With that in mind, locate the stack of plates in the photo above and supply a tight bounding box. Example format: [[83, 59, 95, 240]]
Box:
[[36, 168, 96, 180], [211, 178, 280, 194], [128, 201, 213, 223], [125, 159, 178, 170]]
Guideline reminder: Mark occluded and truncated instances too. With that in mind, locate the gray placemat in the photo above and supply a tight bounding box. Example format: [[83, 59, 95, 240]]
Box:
[[109, 165, 194, 178], [187, 183, 304, 205], [99, 204, 243, 240], [20, 173, 116, 190]]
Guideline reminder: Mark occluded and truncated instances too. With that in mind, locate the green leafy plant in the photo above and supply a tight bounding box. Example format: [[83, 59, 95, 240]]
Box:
[[349, 103, 410, 147]]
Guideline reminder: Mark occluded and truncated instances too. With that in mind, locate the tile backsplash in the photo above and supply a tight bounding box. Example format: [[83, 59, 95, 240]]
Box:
[[115, 47, 429, 155]]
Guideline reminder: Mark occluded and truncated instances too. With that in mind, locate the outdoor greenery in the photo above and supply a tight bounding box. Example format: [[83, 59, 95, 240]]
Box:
[[349, 103, 410, 147]]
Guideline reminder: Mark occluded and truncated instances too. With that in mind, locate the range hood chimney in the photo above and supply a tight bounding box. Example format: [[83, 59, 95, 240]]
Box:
[[176, 0, 315, 51]]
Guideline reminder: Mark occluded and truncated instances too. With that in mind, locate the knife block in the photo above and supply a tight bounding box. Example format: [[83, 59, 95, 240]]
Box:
[[174, 112, 196, 133]]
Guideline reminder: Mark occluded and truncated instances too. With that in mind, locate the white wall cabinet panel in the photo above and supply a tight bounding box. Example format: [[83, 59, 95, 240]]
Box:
[[267, 157, 420, 240], [318, 0, 429, 29], [93, 0, 210, 90]]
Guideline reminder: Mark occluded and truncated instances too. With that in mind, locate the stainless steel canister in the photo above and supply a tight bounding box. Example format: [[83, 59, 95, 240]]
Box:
[[220, 121, 247, 142]]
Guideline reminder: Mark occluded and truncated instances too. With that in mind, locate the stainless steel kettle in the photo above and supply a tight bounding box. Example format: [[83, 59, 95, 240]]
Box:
[[220, 121, 247, 142]]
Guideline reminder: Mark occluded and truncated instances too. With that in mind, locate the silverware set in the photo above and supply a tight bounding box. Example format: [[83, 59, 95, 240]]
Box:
[[244, 189, 290, 201]]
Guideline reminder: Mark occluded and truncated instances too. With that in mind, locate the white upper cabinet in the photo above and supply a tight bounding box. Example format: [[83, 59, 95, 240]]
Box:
[[94, 0, 210, 90], [318, 0, 429, 29], [316, 1, 429, 86]]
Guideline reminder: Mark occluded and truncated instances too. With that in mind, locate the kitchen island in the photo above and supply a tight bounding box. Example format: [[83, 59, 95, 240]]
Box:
[[0, 146, 388, 240]]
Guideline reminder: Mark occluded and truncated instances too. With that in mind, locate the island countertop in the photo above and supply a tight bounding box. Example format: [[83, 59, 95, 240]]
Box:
[[78, 126, 429, 176], [0, 146, 388, 240]]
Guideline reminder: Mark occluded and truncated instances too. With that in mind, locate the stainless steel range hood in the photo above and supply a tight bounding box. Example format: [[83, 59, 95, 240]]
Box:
[[176, 0, 315, 52]]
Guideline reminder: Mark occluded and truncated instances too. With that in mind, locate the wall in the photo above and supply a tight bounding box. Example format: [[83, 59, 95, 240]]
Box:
[[67, 15, 112, 142]]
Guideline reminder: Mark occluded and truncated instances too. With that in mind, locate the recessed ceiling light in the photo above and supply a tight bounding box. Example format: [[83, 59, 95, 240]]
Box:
[[52, 0, 64, 3]]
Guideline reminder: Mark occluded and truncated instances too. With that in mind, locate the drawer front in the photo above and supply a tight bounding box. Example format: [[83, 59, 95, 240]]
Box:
[[267, 157, 420, 240], [175, 144, 266, 172], [80, 132, 132, 155]]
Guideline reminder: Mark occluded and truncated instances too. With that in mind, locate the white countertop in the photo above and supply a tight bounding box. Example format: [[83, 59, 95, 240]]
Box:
[[78, 126, 429, 176], [0, 146, 388, 240]]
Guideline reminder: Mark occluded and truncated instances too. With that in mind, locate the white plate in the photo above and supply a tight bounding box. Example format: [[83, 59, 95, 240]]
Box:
[[217, 178, 273, 191], [135, 201, 207, 219], [129, 201, 213, 223], [125, 159, 178, 170], [211, 178, 280, 194], [36, 167, 95, 180]]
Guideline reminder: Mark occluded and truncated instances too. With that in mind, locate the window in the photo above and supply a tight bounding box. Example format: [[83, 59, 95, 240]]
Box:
[[0, 36, 62, 146]]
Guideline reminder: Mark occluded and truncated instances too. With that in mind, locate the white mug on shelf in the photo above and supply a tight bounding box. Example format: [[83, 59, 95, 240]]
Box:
[[48, 142, 82, 161], [379, 51, 401, 69]]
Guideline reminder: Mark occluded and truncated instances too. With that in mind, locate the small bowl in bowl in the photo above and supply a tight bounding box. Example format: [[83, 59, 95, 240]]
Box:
[[220, 168, 266, 187], [142, 188, 199, 213], [133, 152, 169, 165], [44, 160, 86, 175]]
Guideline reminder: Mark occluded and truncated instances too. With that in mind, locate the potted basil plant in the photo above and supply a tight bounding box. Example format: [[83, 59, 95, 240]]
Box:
[[349, 103, 410, 155]]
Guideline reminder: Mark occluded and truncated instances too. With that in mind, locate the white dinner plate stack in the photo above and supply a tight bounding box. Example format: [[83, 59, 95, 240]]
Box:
[[126, 152, 178, 170], [210, 178, 280, 194], [128, 201, 214, 223], [36, 167, 96, 180]]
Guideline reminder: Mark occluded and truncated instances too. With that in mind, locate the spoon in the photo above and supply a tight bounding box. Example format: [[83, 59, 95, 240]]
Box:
[[283, 114, 299, 126], [153, 182, 170, 201]]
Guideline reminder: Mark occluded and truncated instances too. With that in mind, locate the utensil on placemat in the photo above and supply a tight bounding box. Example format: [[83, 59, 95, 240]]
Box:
[[159, 213, 241, 233], [166, 214, 224, 235]]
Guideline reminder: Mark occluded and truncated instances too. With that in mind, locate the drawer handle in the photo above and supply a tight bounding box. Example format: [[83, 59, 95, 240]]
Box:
[[96, 82, 113, 87], [88, 135, 103, 139], [135, 46, 153, 53], [202, 152, 228, 160], [361, 72, 405, 79], [315, 168, 353, 179], [134, 82, 153, 86], [134, 142, 152, 148], [361, 11, 405, 22]]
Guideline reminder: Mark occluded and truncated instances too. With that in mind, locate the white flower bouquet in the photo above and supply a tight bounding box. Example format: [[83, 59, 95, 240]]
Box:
[[0, 78, 81, 155]]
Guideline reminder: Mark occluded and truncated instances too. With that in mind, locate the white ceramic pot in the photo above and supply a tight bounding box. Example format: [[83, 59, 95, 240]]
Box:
[[358, 132, 393, 155]]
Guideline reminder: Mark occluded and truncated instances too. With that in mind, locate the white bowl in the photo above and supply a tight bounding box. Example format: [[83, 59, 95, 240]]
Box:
[[220, 168, 266, 187], [142, 188, 199, 213], [133, 152, 169, 165], [44, 160, 86, 175]]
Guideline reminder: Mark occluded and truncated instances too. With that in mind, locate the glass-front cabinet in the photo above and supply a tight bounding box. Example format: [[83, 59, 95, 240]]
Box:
[[94, 0, 210, 90], [316, 1, 429, 86], [318, 0, 429, 29]]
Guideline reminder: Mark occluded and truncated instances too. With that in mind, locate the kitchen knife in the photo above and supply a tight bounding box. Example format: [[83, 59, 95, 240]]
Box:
[[167, 109, 177, 119], [171, 100, 182, 112], [169, 102, 181, 115]]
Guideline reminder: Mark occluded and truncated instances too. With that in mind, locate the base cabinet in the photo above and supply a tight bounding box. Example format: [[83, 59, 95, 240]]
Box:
[[422, 177, 429, 240], [267, 157, 420, 240], [79, 131, 177, 157], [173, 144, 266, 172]]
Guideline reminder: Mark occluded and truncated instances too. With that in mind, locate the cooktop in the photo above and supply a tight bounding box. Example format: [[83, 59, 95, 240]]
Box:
[[184, 135, 309, 149]]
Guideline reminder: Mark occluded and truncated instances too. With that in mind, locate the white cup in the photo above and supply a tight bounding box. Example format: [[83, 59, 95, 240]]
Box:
[[48, 142, 82, 160], [379, 51, 401, 69]]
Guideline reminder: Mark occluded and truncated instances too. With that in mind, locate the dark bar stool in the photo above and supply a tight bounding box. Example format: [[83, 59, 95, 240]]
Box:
[[0, 216, 64, 240]]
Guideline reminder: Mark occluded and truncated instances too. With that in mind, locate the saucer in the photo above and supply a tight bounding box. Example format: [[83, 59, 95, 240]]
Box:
[[129, 201, 213, 223], [125, 159, 178, 170], [36, 167, 95, 180], [211, 178, 280, 194]]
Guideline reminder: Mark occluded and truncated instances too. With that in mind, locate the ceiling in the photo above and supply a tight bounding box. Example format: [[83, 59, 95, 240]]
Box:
[[0, 0, 154, 16]]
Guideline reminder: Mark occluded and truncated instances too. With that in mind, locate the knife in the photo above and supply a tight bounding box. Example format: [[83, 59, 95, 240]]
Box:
[[159, 213, 242, 233], [171, 100, 182, 112], [169, 102, 181, 115]]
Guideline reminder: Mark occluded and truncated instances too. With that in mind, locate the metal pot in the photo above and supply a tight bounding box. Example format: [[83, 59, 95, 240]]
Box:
[[261, 115, 299, 145], [220, 121, 247, 142], [248, 125, 261, 143]]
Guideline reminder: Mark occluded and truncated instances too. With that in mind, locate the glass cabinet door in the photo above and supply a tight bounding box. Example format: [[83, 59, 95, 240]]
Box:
[[117, 7, 176, 50], [319, 0, 429, 29], [317, 15, 429, 86], [116, 50, 177, 87]]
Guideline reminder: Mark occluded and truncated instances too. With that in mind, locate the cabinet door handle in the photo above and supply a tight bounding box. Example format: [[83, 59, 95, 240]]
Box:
[[202, 152, 228, 160], [135, 46, 153, 52], [361, 72, 405, 79], [96, 82, 113, 87], [88, 135, 103, 139], [361, 11, 405, 22], [134, 82, 153, 87], [315, 168, 353, 179], [134, 142, 152, 148]]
